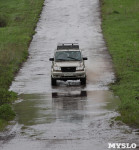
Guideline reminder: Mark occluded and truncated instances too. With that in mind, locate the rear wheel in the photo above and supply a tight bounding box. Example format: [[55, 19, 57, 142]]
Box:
[[80, 77, 86, 85], [51, 77, 56, 86]]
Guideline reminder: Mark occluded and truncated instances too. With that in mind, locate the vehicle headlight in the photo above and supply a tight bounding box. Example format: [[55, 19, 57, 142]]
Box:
[[76, 66, 84, 71], [53, 66, 61, 71]]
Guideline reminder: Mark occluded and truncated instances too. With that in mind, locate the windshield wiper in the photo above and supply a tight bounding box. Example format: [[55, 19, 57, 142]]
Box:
[[56, 59, 66, 61], [67, 56, 80, 61]]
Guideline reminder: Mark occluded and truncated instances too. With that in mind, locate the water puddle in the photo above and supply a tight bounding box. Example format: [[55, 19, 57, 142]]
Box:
[[0, 0, 138, 149]]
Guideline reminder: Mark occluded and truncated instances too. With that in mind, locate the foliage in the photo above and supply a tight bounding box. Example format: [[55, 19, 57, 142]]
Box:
[[0, 0, 44, 129], [0, 104, 15, 121], [101, 0, 139, 127]]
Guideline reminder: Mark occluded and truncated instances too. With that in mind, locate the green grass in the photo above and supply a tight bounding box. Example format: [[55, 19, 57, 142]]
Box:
[[0, 0, 44, 130], [101, 0, 139, 127]]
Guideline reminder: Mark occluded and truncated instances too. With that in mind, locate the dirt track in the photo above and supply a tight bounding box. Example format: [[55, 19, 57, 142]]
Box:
[[0, 0, 139, 149]]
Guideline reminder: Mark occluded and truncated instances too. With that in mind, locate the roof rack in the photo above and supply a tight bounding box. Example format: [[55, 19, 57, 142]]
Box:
[[57, 43, 79, 50]]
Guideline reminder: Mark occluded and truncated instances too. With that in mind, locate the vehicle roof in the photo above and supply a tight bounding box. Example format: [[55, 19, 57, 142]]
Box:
[[57, 43, 79, 50], [55, 49, 81, 51]]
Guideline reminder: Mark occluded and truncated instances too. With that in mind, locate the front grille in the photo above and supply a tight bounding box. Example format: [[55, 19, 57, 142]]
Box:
[[61, 67, 76, 72]]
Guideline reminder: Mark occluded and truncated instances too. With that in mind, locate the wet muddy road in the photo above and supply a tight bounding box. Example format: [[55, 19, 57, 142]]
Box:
[[0, 0, 139, 149]]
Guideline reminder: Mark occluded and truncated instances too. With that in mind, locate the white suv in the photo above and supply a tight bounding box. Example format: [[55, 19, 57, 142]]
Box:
[[49, 43, 87, 85]]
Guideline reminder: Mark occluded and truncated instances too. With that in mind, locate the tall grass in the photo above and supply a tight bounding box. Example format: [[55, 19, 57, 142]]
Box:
[[101, 0, 139, 127], [0, 0, 44, 130]]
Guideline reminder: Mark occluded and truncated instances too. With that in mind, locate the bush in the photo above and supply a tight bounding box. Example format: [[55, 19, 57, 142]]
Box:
[[0, 14, 8, 27], [0, 104, 15, 121], [0, 88, 17, 106]]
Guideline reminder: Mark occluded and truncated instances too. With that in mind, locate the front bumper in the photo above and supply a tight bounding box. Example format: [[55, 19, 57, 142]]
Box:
[[52, 70, 86, 80]]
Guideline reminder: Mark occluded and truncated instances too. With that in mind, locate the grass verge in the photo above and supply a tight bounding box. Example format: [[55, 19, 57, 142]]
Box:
[[100, 0, 139, 127], [0, 0, 44, 130]]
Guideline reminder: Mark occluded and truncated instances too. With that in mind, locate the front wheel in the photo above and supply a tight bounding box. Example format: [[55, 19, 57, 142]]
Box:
[[51, 77, 56, 86], [80, 77, 86, 85]]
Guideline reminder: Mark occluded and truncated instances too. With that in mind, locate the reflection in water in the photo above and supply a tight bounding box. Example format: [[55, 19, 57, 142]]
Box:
[[6, 89, 139, 150], [14, 90, 120, 126], [14, 94, 54, 126], [14, 91, 88, 126], [52, 91, 87, 123], [52, 91, 87, 98]]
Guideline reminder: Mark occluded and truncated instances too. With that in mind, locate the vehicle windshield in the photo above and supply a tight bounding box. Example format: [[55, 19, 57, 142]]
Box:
[[55, 51, 82, 62]]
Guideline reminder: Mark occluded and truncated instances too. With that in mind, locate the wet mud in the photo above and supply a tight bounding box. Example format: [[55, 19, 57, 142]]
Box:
[[0, 0, 139, 149]]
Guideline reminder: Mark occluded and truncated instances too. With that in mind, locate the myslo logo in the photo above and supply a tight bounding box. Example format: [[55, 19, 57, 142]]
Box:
[[108, 143, 137, 149]]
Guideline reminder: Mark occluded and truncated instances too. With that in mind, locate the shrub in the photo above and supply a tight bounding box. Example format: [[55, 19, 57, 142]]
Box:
[[0, 88, 17, 106], [0, 104, 15, 121], [0, 14, 8, 27]]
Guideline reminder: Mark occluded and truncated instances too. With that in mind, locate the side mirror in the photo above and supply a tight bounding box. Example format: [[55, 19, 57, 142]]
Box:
[[83, 57, 88, 60], [49, 58, 54, 61]]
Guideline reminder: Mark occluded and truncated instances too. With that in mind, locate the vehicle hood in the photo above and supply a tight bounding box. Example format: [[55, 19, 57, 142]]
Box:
[[54, 61, 82, 67]]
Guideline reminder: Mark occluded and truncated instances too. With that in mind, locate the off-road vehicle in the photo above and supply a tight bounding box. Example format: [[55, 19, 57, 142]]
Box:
[[49, 43, 87, 85]]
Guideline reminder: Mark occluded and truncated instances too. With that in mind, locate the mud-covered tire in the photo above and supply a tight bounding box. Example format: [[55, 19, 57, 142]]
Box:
[[51, 77, 56, 86], [80, 77, 86, 85]]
